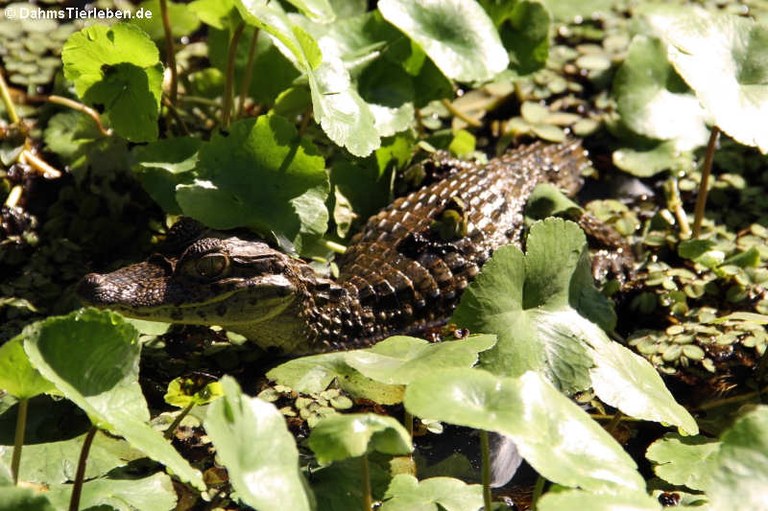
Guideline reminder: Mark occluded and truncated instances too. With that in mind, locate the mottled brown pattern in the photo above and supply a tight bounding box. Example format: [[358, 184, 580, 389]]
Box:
[[78, 141, 591, 353]]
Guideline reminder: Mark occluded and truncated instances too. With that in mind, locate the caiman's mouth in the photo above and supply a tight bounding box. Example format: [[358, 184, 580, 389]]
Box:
[[77, 270, 297, 326]]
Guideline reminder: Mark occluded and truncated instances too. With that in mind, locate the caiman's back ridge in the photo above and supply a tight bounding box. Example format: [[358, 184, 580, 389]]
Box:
[[78, 141, 590, 353]]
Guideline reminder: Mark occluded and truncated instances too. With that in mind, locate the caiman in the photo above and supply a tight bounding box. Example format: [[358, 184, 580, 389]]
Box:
[[78, 141, 627, 353]]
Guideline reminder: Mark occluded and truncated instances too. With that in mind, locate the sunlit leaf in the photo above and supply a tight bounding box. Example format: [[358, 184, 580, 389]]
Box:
[[614, 35, 709, 151], [612, 140, 694, 178], [45, 473, 177, 511], [62, 23, 162, 142], [451, 219, 610, 392], [235, 0, 381, 155], [267, 350, 404, 405], [0, 431, 145, 485], [707, 405, 768, 510], [645, 6, 768, 153], [405, 369, 645, 492], [285, 0, 335, 23], [308, 413, 412, 464], [379, 0, 508, 82], [205, 377, 312, 511], [451, 219, 696, 433], [587, 334, 698, 435], [0, 338, 54, 399], [646, 434, 720, 491], [22, 309, 204, 490], [380, 474, 483, 511], [176, 115, 328, 252], [164, 377, 223, 408], [344, 335, 496, 385], [537, 489, 661, 511]]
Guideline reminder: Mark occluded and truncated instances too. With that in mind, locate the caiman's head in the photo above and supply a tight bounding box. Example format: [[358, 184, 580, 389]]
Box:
[[77, 219, 312, 352]]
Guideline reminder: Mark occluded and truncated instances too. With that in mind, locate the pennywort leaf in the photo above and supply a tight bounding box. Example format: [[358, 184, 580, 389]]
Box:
[[62, 23, 163, 142], [344, 334, 496, 385], [452, 218, 697, 434], [0, 337, 54, 399], [613, 35, 709, 151], [22, 309, 204, 490], [235, 0, 381, 156], [205, 377, 313, 511], [645, 6, 768, 153], [381, 474, 483, 511], [176, 115, 328, 251], [405, 369, 646, 493], [379, 0, 509, 83], [707, 406, 768, 510], [308, 413, 412, 464]]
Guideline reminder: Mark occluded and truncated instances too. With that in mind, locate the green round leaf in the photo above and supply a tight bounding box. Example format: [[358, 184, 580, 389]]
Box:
[[308, 413, 413, 464], [404, 369, 645, 492], [537, 489, 661, 511], [646, 6, 768, 153], [131, 0, 201, 39], [587, 335, 699, 435], [235, 0, 381, 155], [23, 309, 204, 490], [381, 474, 483, 511], [45, 473, 177, 511], [266, 351, 405, 405], [379, 0, 509, 82], [452, 219, 613, 394], [205, 377, 312, 511], [62, 23, 163, 142], [708, 405, 768, 510], [0, 338, 54, 399], [176, 115, 328, 250], [344, 335, 496, 385], [646, 434, 720, 491], [0, 431, 145, 485], [613, 35, 709, 150]]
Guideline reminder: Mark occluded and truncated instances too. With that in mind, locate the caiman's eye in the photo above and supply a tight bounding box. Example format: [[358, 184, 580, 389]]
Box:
[[189, 253, 230, 280]]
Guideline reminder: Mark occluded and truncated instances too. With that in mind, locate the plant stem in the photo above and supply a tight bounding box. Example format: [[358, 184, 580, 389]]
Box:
[[0, 71, 20, 124], [11, 398, 29, 484], [70, 426, 98, 511], [695, 383, 768, 412], [162, 96, 190, 135], [323, 240, 347, 254], [692, 126, 720, 238], [531, 475, 546, 506], [664, 177, 691, 239], [158, 0, 178, 105], [222, 22, 245, 129], [4, 184, 22, 208], [441, 98, 482, 128], [404, 411, 414, 438], [605, 410, 623, 435], [479, 430, 493, 510], [47, 95, 111, 137], [237, 28, 260, 117], [361, 454, 373, 511], [164, 401, 195, 440], [20, 150, 62, 178]]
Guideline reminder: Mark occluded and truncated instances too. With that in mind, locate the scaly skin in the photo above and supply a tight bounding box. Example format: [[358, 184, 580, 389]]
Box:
[[78, 141, 593, 353]]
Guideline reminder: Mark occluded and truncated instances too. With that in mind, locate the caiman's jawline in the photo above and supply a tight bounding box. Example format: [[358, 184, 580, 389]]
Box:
[[77, 141, 597, 353]]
